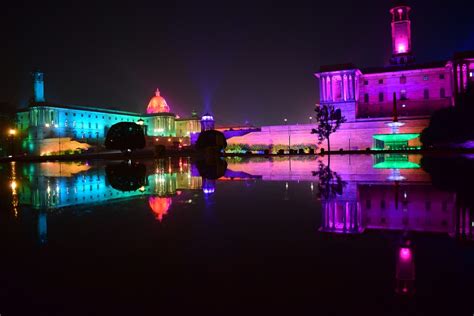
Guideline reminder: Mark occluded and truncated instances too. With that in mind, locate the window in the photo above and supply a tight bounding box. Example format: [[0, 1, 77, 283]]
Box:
[[439, 74, 445, 79], [378, 92, 384, 102], [364, 93, 369, 103], [73, 113, 76, 117], [88, 122, 91, 128], [440, 88, 446, 98], [73, 121, 76, 127], [400, 76, 406, 84], [64, 119, 68, 127], [424, 89, 429, 99], [378, 79, 383, 84], [88, 115, 91, 118], [423, 75, 429, 81], [65, 112, 68, 116], [400, 90, 407, 100], [96, 123, 98, 129], [364, 80, 368, 85], [380, 200, 386, 209], [81, 114, 83, 117]]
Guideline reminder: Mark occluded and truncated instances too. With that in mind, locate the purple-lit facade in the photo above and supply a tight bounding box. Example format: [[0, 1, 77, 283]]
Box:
[[227, 5, 474, 152]]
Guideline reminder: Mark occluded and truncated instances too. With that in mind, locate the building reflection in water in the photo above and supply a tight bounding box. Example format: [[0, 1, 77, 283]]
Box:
[[226, 154, 473, 296], [7, 154, 473, 294], [396, 235, 415, 295], [10, 161, 19, 218], [11, 158, 204, 244], [315, 154, 473, 296], [148, 196, 172, 222]]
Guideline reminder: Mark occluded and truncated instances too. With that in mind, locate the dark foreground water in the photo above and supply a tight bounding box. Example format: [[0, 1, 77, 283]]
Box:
[[0, 154, 473, 315]]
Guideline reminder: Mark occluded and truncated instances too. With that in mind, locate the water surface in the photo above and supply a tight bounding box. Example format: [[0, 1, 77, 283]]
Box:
[[0, 155, 473, 315]]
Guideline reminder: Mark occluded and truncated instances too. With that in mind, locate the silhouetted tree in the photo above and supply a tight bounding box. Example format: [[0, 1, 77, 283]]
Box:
[[105, 122, 145, 153], [312, 160, 347, 199], [311, 104, 346, 153], [195, 130, 227, 153], [421, 86, 474, 147], [196, 156, 228, 180], [105, 161, 147, 191]]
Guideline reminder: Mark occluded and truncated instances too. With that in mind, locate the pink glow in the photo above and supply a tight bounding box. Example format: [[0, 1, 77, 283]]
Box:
[[463, 64, 468, 90], [397, 43, 407, 54], [399, 247, 412, 261]]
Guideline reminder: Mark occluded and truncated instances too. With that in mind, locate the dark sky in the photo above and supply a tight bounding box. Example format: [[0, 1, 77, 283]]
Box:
[[3, 0, 474, 126]]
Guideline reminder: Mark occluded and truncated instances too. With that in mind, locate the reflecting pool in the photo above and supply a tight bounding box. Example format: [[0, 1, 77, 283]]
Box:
[[0, 155, 473, 315]]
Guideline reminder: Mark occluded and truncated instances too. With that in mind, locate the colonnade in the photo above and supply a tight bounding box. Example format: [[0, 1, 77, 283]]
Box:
[[319, 72, 358, 103]]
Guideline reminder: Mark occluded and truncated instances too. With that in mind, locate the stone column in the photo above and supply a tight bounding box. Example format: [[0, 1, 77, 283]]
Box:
[[454, 64, 461, 94], [354, 74, 358, 101], [329, 76, 334, 102], [342, 74, 346, 101], [348, 75, 353, 100], [321, 76, 326, 102]]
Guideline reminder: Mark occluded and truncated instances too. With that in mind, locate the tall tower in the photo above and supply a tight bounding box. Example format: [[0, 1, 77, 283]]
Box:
[[200, 113, 215, 131], [32, 70, 45, 103], [390, 5, 414, 65]]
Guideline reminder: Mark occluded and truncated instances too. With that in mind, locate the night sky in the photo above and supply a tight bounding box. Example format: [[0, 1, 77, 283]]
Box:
[[4, 0, 474, 126]]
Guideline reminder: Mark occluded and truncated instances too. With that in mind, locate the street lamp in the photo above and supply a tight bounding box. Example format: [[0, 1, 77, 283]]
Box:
[[137, 118, 144, 126], [8, 129, 17, 157], [309, 116, 313, 125], [284, 118, 290, 154]]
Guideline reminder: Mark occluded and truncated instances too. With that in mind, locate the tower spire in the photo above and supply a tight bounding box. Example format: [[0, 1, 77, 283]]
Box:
[[389, 4, 414, 65]]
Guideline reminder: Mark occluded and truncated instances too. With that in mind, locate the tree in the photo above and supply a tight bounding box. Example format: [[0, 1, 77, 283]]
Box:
[[311, 104, 346, 153], [195, 130, 227, 153], [105, 161, 147, 191], [105, 122, 145, 153], [421, 86, 474, 147], [312, 160, 347, 200]]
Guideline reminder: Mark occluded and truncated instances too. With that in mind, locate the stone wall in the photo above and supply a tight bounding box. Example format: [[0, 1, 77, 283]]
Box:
[[227, 118, 429, 152]]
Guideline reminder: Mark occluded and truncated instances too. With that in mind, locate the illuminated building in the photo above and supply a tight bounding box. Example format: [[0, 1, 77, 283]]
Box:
[[200, 113, 215, 131], [146, 88, 170, 114], [15, 71, 201, 155], [226, 4, 474, 152]]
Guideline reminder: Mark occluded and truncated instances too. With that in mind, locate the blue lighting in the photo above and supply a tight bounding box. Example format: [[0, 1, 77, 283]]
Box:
[[38, 212, 47, 244], [201, 114, 214, 121], [33, 71, 45, 103]]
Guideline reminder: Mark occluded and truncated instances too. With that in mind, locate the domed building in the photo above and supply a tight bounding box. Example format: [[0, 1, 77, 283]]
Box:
[[15, 75, 203, 155], [146, 88, 170, 114]]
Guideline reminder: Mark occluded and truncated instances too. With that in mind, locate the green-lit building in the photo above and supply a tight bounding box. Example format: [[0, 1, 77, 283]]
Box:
[[16, 71, 201, 155]]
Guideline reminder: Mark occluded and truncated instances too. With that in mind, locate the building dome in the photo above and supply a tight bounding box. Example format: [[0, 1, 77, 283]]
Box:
[[146, 88, 170, 114]]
